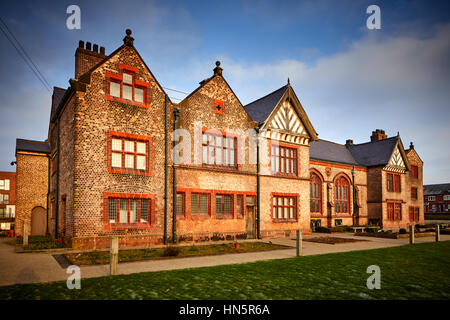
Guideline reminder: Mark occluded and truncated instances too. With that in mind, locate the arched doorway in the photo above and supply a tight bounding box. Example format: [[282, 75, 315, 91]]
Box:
[[31, 206, 46, 235]]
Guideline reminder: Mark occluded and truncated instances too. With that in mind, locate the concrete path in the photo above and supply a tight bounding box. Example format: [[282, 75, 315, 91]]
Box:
[[0, 234, 449, 287]]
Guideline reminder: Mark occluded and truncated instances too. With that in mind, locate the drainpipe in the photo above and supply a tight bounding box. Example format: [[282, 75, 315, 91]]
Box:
[[256, 127, 261, 239], [54, 120, 60, 239], [172, 108, 180, 244], [164, 95, 168, 244], [351, 166, 356, 226], [46, 153, 50, 235]]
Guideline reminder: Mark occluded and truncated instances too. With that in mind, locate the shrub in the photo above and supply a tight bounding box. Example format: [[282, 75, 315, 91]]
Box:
[[315, 226, 331, 233], [399, 228, 407, 234], [364, 228, 375, 233], [162, 245, 180, 257]]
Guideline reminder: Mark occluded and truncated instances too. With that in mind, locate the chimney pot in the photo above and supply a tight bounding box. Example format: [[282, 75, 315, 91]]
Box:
[[370, 129, 388, 142], [346, 139, 353, 146], [78, 40, 84, 48], [93, 44, 98, 53], [100, 46, 105, 55], [86, 42, 92, 50]]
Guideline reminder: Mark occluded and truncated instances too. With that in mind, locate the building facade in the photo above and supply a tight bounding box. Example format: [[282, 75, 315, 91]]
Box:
[[14, 30, 424, 249], [0, 171, 15, 232], [424, 184, 450, 213]]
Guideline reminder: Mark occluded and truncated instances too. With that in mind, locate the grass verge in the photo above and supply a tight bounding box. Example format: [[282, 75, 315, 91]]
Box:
[[1, 241, 449, 300]]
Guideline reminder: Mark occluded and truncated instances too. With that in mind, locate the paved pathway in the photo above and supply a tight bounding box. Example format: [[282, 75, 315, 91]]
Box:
[[0, 234, 449, 287]]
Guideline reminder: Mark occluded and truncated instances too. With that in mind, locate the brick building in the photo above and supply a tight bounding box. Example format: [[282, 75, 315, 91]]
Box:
[[0, 171, 15, 231], [423, 184, 450, 213], [14, 30, 424, 249]]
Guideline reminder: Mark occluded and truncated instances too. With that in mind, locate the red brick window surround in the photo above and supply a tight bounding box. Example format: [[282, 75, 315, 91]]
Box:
[[215, 194, 233, 219], [410, 165, 419, 179], [272, 194, 297, 222], [387, 201, 402, 221], [411, 186, 418, 200], [105, 64, 151, 108], [108, 131, 152, 176], [386, 172, 401, 192], [191, 193, 210, 217], [202, 131, 237, 169], [214, 99, 225, 115], [105, 194, 154, 228], [310, 172, 322, 214], [409, 206, 419, 222], [335, 176, 350, 214], [271, 144, 297, 175]]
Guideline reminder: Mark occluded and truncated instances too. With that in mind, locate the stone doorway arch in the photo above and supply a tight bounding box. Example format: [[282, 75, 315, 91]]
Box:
[[31, 206, 46, 235]]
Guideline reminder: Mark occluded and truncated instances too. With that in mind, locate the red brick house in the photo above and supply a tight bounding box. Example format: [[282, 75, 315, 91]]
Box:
[[424, 184, 450, 213], [14, 30, 424, 249], [0, 171, 15, 232]]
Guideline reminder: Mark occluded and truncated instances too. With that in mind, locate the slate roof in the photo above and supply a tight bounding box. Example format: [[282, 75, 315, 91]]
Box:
[[347, 136, 399, 167], [16, 139, 50, 154], [244, 85, 287, 124], [423, 184, 450, 196], [310, 140, 359, 165]]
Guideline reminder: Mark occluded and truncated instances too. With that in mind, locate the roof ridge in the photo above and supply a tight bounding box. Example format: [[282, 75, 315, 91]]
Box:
[[348, 136, 398, 147], [244, 85, 287, 108]]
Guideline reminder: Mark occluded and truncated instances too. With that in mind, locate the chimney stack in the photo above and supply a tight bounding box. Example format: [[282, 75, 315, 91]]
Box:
[[370, 129, 387, 142], [345, 139, 353, 146], [75, 41, 107, 79]]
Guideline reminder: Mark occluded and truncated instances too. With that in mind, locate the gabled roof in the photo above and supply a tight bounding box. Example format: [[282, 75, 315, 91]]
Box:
[[310, 140, 360, 166], [244, 85, 287, 124], [424, 184, 450, 196], [347, 136, 401, 167], [16, 139, 50, 154]]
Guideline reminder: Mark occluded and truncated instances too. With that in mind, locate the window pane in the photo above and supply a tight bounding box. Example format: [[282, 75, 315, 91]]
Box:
[[208, 146, 214, 165], [136, 155, 146, 170], [237, 195, 242, 216], [125, 141, 134, 152], [278, 206, 283, 219], [123, 73, 132, 84], [191, 194, 199, 214], [110, 81, 120, 97], [216, 195, 223, 216], [216, 136, 222, 147], [229, 150, 235, 166], [123, 84, 132, 100], [200, 194, 209, 215], [120, 200, 128, 223], [135, 87, 144, 103], [112, 139, 122, 151], [125, 154, 134, 168], [108, 199, 117, 223], [136, 142, 146, 154], [224, 195, 232, 215], [216, 148, 222, 165], [140, 200, 148, 222], [130, 200, 138, 223], [176, 194, 183, 215], [284, 207, 288, 219], [202, 146, 208, 164], [273, 206, 277, 219], [112, 153, 122, 168]]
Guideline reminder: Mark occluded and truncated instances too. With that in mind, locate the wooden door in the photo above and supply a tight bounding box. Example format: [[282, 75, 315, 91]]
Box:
[[246, 205, 256, 239], [31, 207, 46, 236]]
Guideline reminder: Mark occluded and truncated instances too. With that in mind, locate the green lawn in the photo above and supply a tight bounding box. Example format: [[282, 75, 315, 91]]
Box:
[[1, 241, 450, 300]]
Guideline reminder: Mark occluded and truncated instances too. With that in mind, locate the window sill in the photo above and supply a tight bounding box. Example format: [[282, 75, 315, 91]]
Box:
[[106, 94, 150, 109], [201, 164, 239, 172], [272, 219, 298, 223], [108, 167, 152, 176], [107, 223, 153, 230]]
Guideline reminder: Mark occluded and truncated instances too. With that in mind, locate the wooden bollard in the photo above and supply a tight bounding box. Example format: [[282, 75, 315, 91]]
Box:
[[23, 221, 29, 247], [296, 230, 303, 257], [435, 224, 440, 242], [110, 236, 119, 276], [409, 225, 415, 244]]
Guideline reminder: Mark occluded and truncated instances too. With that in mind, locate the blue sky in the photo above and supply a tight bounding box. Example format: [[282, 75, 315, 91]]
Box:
[[0, 0, 449, 184]]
